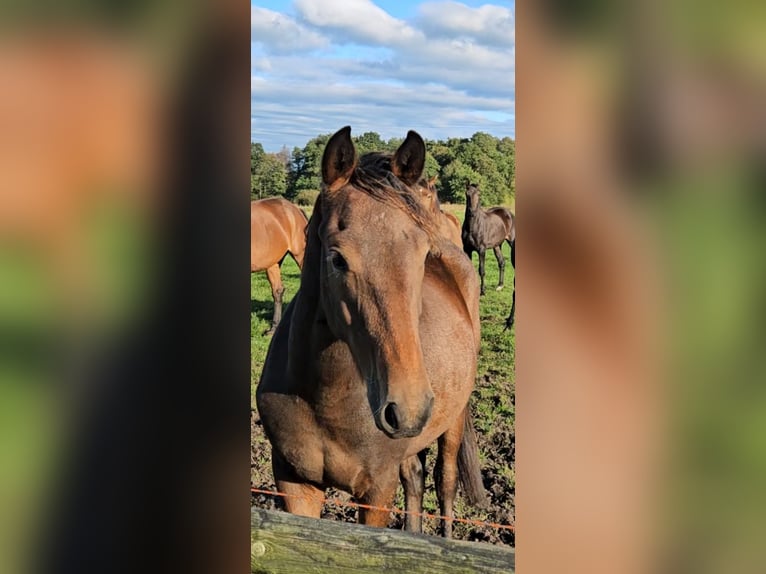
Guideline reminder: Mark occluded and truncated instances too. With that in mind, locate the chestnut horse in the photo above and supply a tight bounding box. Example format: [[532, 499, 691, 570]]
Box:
[[418, 176, 462, 248], [251, 198, 308, 334], [462, 183, 515, 295], [257, 127, 485, 537]]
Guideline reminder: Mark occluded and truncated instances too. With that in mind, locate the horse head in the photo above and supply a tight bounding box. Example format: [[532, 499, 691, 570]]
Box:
[[316, 126, 439, 438]]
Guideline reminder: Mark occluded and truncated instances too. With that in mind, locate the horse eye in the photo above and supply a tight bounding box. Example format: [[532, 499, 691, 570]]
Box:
[[330, 250, 348, 272]]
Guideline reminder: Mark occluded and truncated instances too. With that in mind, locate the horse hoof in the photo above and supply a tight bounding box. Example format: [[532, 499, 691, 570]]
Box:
[[496, 285, 504, 291]]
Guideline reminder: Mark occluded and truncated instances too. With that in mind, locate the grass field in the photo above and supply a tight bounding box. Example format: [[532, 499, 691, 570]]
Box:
[[251, 202, 515, 545]]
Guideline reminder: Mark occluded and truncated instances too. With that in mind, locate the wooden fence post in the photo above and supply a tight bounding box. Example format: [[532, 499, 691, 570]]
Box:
[[251, 507, 515, 573]]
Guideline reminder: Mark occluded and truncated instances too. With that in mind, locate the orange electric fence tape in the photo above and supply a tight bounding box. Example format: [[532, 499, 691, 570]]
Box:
[[251, 487, 515, 532]]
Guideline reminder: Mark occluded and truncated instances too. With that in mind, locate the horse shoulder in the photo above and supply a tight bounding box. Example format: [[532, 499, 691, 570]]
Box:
[[257, 301, 327, 483]]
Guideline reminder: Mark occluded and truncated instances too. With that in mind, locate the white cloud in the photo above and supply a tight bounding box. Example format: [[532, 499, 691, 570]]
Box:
[[418, 1, 514, 47], [405, 37, 514, 91], [251, 58, 513, 150], [251, 7, 329, 53], [294, 0, 423, 46], [252, 57, 272, 72], [251, 1, 515, 150], [252, 68, 511, 109]]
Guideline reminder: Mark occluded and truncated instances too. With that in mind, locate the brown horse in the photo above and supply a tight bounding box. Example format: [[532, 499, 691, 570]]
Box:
[[257, 127, 485, 537], [461, 183, 515, 295], [418, 176, 462, 248], [251, 197, 308, 334]]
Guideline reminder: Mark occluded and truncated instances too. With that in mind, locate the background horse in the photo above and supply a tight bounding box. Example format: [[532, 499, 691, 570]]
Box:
[[250, 197, 308, 334], [257, 127, 485, 537], [505, 237, 516, 330], [461, 183, 515, 295]]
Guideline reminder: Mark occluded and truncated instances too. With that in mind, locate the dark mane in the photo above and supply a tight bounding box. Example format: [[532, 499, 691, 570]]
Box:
[[347, 152, 440, 242]]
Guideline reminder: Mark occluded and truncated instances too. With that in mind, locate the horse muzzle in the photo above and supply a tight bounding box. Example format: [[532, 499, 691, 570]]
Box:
[[375, 394, 434, 439]]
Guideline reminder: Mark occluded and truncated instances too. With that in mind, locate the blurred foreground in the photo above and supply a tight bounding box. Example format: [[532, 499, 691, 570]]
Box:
[[0, 1, 250, 572], [517, 2, 766, 573]]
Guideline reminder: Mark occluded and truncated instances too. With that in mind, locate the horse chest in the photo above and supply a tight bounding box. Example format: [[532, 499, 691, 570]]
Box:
[[312, 382, 409, 492]]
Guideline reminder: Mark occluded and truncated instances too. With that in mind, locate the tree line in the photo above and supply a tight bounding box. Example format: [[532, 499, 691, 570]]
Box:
[[251, 131, 514, 206]]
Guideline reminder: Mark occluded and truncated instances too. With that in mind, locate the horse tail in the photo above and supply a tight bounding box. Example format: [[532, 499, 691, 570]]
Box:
[[458, 407, 488, 508]]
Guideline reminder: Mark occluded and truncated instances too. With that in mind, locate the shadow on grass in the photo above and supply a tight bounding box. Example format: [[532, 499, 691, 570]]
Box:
[[250, 290, 299, 324], [250, 298, 273, 323]]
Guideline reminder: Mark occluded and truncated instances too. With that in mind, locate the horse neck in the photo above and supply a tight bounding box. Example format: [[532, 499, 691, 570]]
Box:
[[464, 194, 483, 225], [286, 197, 335, 381], [463, 197, 472, 220]]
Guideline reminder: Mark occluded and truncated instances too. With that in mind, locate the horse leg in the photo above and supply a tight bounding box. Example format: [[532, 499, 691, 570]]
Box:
[[358, 472, 399, 529], [478, 249, 487, 296], [507, 238, 515, 328], [434, 413, 465, 538], [264, 263, 284, 335], [290, 248, 305, 270], [399, 450, 427, 533], [272, 450, 324, 518], [508, 278, 516, 327], [493, 244, 505, 291], [505, 287, 515, 330]]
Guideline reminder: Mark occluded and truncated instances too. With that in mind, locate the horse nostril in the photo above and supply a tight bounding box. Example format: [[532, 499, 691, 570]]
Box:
[[383, 402, 399, 431]]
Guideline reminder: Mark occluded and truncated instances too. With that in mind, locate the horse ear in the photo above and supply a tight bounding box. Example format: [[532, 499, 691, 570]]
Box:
[[322, 126, 357, 192], [392, 130, 426, 185], [428, 175, 438, 187]]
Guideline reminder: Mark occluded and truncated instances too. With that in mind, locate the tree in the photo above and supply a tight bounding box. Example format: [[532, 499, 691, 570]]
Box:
[[447, 133, 510, 205], [251, 142, 288, 199], [252, 130, 515, 207], [289, 134, 331, 197], [441, 159, 482, 204], [275, 145, 291, 169], [251, 142, 265, 174], [496, 137, 515, 202], [423, 152, 440, 180], [354, 131, 385, 155], [386, 136, 404, 151], [427, 141, 454, 167]]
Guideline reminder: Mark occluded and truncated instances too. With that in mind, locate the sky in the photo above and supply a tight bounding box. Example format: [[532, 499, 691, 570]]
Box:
[[251, 0, 515, 151]]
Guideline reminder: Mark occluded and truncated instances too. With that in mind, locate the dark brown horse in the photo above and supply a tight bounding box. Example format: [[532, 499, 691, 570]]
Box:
[[505, 237, 516, 330], [461, 183, 515, 295], [251, 197, 308, 334], [257, 127, 485, 537]]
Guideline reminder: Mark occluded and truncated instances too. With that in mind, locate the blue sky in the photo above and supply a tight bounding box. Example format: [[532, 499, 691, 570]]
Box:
[[252, 0, 515, 151]]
